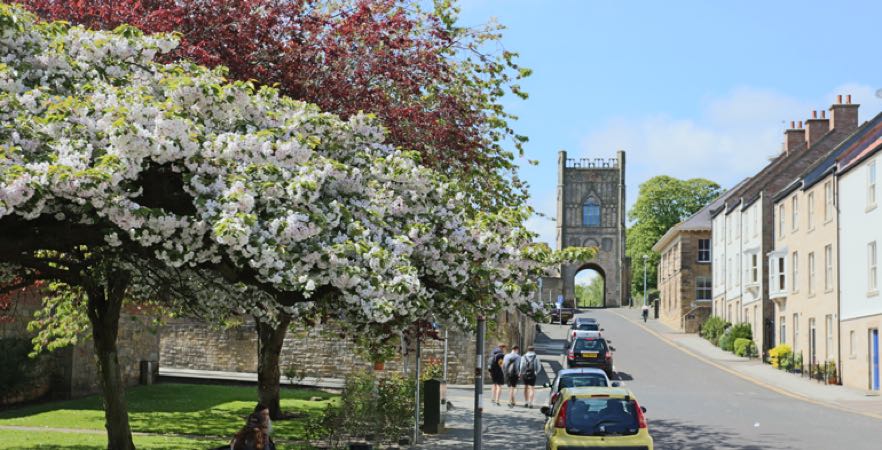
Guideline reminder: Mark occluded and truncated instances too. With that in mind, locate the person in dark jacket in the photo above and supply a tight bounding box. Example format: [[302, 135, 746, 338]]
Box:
[[488, 343, 507, 405]]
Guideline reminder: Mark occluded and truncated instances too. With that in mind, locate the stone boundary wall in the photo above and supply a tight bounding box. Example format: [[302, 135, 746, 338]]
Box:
[[160, 310, 536, 385]]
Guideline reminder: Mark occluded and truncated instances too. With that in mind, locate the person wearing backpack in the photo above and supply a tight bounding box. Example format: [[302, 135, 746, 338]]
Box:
[[502, 345, 521, 407], [487, 343, 507, 405], [518, 345, 542, 408]]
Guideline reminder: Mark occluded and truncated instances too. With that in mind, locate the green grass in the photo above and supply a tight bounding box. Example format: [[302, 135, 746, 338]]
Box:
[[0, 430, 216, 450], [0, 383, 337, 447]]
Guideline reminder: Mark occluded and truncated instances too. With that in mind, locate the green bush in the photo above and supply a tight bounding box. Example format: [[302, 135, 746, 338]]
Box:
[[734, 338, 757, 357], [718, 328, 735, 351], [305, 370, 415, 448], [729, 323, 752, 341], [700, 316, 731, 345], [0, 338, 36, 393]]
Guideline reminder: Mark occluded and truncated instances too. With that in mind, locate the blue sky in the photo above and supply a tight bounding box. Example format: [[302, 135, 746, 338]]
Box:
[[457, 0, 882, 247]]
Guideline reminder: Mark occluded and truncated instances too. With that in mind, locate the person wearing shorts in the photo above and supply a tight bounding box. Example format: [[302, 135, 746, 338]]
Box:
[[488, 344, 507, 405], [518, 345, 542, 408], [502, 346, 521, 407]]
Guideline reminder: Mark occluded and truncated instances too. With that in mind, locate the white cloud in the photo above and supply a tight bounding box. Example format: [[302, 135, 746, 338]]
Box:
[[578, 85, 882, 208]]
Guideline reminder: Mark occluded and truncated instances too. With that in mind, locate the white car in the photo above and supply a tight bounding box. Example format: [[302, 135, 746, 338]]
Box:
[[543, 367, 622, 409]]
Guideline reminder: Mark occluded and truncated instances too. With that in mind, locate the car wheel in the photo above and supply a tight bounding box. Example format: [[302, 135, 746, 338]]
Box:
[[560, 319, 567, 325]]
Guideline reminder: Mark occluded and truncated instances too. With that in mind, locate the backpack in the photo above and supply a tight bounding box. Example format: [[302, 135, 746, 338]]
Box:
[[522, 354, 536, 378], [488, 349, 504, 372], [505, 356, 519, 378]]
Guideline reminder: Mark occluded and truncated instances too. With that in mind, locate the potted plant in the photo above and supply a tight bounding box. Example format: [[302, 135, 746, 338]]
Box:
[[826, 361, 839, 385]]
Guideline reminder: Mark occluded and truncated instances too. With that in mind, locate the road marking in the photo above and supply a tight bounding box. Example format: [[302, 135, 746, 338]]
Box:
[[610, 310, 882, 421]]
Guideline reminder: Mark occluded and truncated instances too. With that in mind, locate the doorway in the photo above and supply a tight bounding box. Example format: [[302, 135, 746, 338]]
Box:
[[871, 329, 880, 391]]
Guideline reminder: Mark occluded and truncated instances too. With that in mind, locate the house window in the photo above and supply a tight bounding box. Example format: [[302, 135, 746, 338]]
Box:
[[698, 239, 711, 262], [780, 316, 786, 345], [870, 241, 878, 292], [824, 244, 833, 292], [778, 204, 786, 238], [824, 181, 833, 222], [778, 257, 786, 291], [807, 192, 815, 230], [582, 198, 601, 227], [696, 277, 712, 300], [791, 196, 799, 231], [808, 252, 816, 295], [825, 315, 833, 360], [750, 253, 759, 284], [869, 159, 877, 208], [727, 257, 733, 288], [792, 251, 799, 293], [753, 205, 759, 237], [793, 314, 799, 353]]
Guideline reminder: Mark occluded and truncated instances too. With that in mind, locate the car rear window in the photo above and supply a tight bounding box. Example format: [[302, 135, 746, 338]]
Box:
[[558, 374, 609, 389], [574, 339, 607, 352], [576, 323, 599, 331], [565, 398, 639, 436]]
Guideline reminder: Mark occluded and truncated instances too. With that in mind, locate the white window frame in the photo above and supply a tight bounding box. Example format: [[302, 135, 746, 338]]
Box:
[[825, 315, 833, 360], [824, 181, 833, 223], [807, 192, 815, 231], [778, 204, 786, 238], [824, 244, 833, 292], [696, 276, 712, 301], [808, 252, 816, 296], [792, 251, 799, 293], [749, 253, 759, 284], [793, 313, 799, 353], [869, 159, 877, 209], [792, 196, 799, 231], [870, 241, 878, 293], [698, 239, 711, 263], [780, 316, 786, 345], [753, 205, 759, 238], [769, 252, 787, 297]]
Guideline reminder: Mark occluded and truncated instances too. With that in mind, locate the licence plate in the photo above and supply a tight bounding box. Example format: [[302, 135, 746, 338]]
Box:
[[581, 352, 598, 358]]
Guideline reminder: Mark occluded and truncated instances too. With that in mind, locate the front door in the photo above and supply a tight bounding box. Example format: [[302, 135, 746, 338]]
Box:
[[871, 329, 880, 391]]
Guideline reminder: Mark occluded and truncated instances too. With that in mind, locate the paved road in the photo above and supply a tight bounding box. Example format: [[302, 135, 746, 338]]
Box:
[[554, 309, 882, 450]]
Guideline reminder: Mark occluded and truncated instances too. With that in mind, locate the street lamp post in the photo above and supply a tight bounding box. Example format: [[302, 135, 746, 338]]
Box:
[[642, 254, 649, 307]]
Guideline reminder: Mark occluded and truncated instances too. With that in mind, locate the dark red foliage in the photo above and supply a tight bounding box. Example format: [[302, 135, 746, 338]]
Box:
[[19, 0, 482, 170]]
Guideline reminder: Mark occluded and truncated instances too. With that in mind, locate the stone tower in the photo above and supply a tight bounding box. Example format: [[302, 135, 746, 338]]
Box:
[[556, 150, 628, 307]]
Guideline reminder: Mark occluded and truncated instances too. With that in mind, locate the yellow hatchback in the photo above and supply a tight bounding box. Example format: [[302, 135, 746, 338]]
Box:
[[540, 386, 653, 450]]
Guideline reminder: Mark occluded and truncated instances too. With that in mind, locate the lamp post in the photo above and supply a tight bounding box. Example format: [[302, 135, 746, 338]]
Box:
[[642, 254, 649, 307]]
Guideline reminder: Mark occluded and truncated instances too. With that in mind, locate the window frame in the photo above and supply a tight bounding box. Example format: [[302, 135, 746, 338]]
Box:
[[696, 276, 712, 301], [824, 181, 833, 223], [778, 204, 786, 238], [807, 192, 815, 231], [869, 159, 877, 209], [698, 239, 711, 263], [824, 244, 833, 292], [792, 251, 799, 293], [582, 198, 601, 227], [808, 251, 816, 296], [870, 241, 878, 294], [791, 196, 799, 231]]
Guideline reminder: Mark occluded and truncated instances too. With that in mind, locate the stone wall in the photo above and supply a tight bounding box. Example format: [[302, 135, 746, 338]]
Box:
[[160, 309, 536, 385], [0, 287, 160, 405]]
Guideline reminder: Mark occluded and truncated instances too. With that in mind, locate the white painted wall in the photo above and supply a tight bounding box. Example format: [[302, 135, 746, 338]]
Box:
[[725, 208, 743, 303], [712, 212, 727, 298], [841, 155, 882, 320], [742, 201, 764, 306]]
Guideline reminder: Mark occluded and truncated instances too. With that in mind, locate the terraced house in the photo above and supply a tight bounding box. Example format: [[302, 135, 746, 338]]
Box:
[[837, 113, 882, 390], [711, 96, 860, 353]]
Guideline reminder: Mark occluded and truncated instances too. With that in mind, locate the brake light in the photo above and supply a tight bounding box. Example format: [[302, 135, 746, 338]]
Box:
[[550, 392, 559, 405], [572, 330, 576, 338], [633, 400, 647, 429], [605, 352, 612, 360], [554, 399, 568, 428], [567, 350, 574, 360]]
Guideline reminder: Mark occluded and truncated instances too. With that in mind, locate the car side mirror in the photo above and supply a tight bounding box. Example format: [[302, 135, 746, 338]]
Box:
[[641, 406, 647, 413], [540, 406, 551, 417], [610, 381, 621, 387]]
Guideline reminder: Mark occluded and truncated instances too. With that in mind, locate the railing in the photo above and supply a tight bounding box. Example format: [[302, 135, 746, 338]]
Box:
[[566, 158, 618, 169]]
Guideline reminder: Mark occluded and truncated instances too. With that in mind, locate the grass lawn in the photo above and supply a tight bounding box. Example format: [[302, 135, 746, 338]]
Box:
[[0, 383, 337, 448], [0, 430, 216, 449]]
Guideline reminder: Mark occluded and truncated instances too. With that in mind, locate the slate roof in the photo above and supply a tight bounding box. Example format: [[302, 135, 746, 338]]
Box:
[[652, 181, 746, 252]]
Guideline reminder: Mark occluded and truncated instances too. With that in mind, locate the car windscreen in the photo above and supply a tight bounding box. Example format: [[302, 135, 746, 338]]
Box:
[[573, 339, 606, 352], [576, 323, 599, 331], [565, 398, 639, 436], [558, 374, 609, 390]]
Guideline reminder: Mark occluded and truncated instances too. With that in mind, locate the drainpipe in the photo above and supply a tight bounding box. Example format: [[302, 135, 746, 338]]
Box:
[[835, 174, 843, 385]]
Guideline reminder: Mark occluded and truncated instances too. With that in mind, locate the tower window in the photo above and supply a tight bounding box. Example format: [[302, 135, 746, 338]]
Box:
[[583, 198, 601, 227]]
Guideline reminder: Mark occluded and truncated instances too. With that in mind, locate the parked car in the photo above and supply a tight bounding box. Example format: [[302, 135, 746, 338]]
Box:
[[564, 318, 604, 350], [566, 336, 614, 377], [543, 368, 622, 409], [549, 304, 574, 325], [541, 386, 653, 450]]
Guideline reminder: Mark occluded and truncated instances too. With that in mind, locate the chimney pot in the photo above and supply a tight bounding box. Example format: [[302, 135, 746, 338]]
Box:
[[812, 110, 818, 119], [837, 94, 843, 104], [798, 120, 803, 128], [790, 120, 795, 129], [847, 94, 852, 104], [821, 110, 826, 119]]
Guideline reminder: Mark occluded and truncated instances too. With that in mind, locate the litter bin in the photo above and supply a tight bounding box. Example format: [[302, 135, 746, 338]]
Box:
[[139, 360, 157, 385], [422, 379, 446, 434], [652, 299, 659, 319]]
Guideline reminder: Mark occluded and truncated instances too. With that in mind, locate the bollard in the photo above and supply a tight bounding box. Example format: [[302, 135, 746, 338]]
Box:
[[422, 379, 446, 434]]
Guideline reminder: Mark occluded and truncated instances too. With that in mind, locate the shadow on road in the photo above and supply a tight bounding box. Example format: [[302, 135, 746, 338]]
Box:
[[614, 371, 635, 381], [649, 418, 794, 450]]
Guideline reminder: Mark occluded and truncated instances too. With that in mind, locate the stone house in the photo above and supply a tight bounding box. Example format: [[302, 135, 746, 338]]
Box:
[[837, 112, 882, 390], [654, 191, 736, 332], [711, 96, 861, 353]]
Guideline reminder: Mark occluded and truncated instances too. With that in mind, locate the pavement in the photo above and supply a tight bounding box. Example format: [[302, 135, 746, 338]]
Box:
[[416, 307, 882, 450]]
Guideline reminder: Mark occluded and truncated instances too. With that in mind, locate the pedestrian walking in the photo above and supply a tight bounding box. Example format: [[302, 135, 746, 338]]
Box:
[[488, 343, 507, 405], [518, 345, 542, 408], [642, 304, 649, 322], [230, 403, 276, 450], [502, 345, 521, 407]]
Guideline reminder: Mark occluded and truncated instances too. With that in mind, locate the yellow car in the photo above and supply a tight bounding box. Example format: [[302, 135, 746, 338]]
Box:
[[540, 386, 653, 450]]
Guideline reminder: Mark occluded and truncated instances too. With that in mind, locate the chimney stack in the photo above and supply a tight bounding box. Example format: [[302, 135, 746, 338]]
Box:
[[805, 109, 830, 148], [783, 120, 806, 154], [829, 93, 859, 133]]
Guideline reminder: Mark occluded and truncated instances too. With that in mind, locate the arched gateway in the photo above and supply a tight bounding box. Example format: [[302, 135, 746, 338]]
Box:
[[556, 150, 629, 308]]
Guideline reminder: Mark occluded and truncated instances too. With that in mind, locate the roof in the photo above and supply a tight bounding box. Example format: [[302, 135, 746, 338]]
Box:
[[558, 386, 633, 398], [652, 183, 744, 252], [837, 111, 882, 176], [556, 367, 610, 377]]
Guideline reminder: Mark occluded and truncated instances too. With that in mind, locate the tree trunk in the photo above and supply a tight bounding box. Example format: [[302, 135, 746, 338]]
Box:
[[257, 314, 292, 420], [86, 271, 135, 450]]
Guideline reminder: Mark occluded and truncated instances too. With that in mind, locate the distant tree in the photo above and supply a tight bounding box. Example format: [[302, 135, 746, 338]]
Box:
[[574, 275, 604, 308], [626, 176, 722, 300]]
